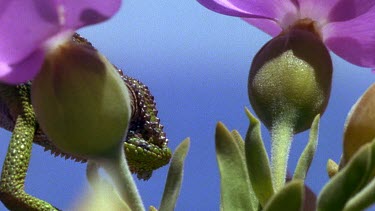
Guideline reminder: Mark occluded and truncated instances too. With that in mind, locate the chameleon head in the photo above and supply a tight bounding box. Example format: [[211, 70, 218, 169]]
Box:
[[119, 70, 172, 180]]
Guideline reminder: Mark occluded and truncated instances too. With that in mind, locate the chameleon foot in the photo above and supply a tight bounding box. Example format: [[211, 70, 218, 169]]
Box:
[[0, 85, 60, 211]]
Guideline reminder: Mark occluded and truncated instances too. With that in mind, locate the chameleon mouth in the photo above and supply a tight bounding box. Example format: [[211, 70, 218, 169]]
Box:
[[124, 137, 172, 180]]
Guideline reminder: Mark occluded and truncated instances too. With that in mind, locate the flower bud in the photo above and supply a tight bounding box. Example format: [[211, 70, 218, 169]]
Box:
[[31, 39, 131, 159], [248, 29, 332, 133], [343, 83, 375, 163]]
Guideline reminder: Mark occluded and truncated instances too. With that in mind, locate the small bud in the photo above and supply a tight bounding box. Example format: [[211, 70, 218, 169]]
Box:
[[31, 39, 131, 159], [248, 29, 332, 133]]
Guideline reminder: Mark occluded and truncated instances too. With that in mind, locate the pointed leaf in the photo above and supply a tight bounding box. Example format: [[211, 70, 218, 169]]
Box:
[[215, 122, 255, 211], [294, 115, 320, 180], [245, 108, 274, 207], [263, 180, 304, 211], [231, 130, 245, 157], [344, 83, 375, 163], [159, 138, 190, 211], [231, 129, 259, 207], [318, 138, 375, 211]]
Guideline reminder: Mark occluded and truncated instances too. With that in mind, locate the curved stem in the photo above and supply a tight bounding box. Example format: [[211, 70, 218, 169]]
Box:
[[271, 118, 294, 192], [99, 148, 145, 211]]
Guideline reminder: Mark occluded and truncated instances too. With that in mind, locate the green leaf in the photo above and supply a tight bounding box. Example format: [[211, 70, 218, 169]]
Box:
[[317, 138, 375, 211], [244, 108, 274, 207], [263, 180, 304, 211], [343, 83, 375, 163], [159, 138, 190, 211], [215, 122, 255, 211], [344, 177, 375, 211], [294, 115, 320, 180], [231, 130, 245, 158], [231, 129, 259, 208]]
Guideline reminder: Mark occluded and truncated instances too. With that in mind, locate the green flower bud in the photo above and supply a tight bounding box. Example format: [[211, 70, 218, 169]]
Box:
[[31, 39, 131, 159], [248, 29, 332, 133]]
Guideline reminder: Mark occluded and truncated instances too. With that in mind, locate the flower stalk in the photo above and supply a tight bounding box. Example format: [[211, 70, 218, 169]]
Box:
[[98, 148, 145, 211], [270, 117, 294, 192]]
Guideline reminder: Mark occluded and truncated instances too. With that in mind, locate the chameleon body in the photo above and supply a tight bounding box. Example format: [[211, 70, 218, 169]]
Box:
[[0, 34, 171, 210]]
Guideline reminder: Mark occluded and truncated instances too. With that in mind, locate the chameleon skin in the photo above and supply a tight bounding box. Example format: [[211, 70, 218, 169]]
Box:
[[120, 71, 171, 179], [0, 34, 171, 210]]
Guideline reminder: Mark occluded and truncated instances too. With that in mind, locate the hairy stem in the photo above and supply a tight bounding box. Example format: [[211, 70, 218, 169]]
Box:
[[99, 148, 145, 211], [271, 117, 294, 192]]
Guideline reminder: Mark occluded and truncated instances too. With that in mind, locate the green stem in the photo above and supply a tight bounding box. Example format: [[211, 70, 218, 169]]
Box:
[[99, 148, 145, 211], [271, 118, 294, 192]]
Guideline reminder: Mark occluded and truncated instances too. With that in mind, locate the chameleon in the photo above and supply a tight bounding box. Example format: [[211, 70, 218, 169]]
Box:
[[0, 33, 171, 210]]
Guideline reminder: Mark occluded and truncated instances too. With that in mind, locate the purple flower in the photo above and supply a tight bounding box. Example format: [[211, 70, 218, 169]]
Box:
[[0, 0, 121, 84], [197, 0, 375, 69]]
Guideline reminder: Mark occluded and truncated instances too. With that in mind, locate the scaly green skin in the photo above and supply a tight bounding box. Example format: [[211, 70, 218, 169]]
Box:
[[0, 84, 60, 211], [0, 34, 171, 210], [120, 70, 172, 179]]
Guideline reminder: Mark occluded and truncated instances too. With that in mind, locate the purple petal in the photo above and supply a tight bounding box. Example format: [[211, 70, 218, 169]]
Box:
[[241, 1, 302, 37], [197, 0, 298, 21], [297, 0, 375, 25], [0, 1, 59, 64], [296, 0, 340, 24], [0, 49, 45, 84], [322, 6, 375, 68], [327, 0, 375, 22], [242, 18, 281, 37], [0, 0, 121, 83], [59, 0, 122, 29]]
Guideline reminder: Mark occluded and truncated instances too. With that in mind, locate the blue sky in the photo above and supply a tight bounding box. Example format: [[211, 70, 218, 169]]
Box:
[[0, 1, 374, 210]]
